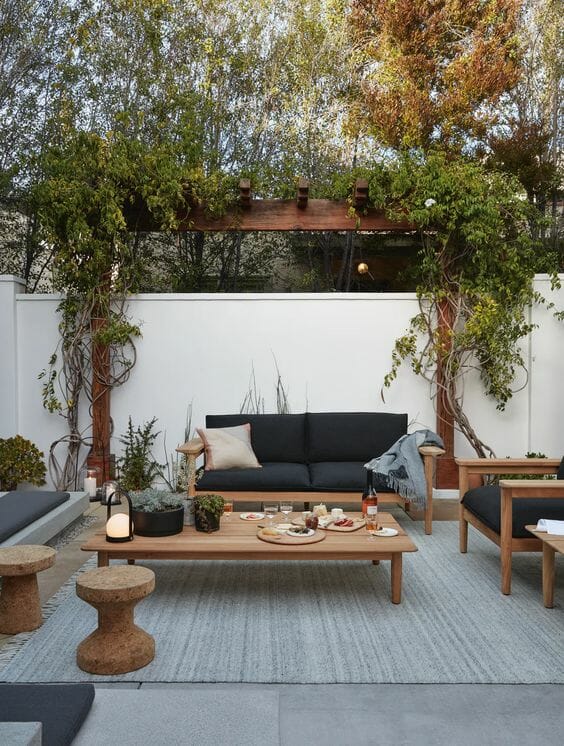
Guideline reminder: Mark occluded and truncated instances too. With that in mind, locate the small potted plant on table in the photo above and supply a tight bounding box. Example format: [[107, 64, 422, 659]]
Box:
[[194, 494, 224, 533], [130, 489, 185, 537]]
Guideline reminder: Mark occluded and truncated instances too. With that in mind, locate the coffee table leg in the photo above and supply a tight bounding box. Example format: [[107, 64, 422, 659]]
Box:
[[372, 560, 380, 565], [543, 543, 555, 609], [98, 552, 109, 568], [391, 553, 402, 604]]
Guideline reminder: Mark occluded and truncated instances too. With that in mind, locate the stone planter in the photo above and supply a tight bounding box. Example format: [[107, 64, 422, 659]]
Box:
[[132, 506, 184, 537]]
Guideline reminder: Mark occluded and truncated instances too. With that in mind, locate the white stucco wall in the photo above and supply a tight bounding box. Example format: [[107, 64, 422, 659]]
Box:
[[2, 277, 564, 487]]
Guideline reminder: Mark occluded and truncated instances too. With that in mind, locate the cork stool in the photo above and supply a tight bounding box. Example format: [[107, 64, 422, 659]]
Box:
[[0, 545, 56, 634], [76, 565, 155, 675]]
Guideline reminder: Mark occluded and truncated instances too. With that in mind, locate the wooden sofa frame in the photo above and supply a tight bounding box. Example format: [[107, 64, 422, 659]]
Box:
[[457, 457, 564, 594], [177, 440, 445, 534]]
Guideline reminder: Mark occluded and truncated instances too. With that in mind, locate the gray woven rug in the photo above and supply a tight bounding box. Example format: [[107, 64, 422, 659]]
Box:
[[1, 519, 563, 683]]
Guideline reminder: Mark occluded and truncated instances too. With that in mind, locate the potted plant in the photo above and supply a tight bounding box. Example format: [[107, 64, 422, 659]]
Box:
[[130, 489, 185, 537], [0, 435, 47, 491], [194, 494, 224, 533]]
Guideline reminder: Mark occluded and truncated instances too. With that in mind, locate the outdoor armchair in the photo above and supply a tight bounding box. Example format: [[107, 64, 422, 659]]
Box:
[[457, 457, 564, 594]]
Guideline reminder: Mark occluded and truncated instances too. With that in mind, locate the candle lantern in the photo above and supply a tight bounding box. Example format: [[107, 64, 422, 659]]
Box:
[[82, 466, 101, 502], [106, 486, 134, 543]]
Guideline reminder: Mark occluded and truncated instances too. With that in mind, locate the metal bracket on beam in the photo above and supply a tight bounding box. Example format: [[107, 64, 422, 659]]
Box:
[[297, 177, 309, 209], [354, 178, 369, 209], [239, 178, 251, 208]]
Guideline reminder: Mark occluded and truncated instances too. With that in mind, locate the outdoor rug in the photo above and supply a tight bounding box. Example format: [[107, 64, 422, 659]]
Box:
[[1, 519, 563, 684]]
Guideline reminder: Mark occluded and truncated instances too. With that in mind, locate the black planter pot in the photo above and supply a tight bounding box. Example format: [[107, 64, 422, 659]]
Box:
[[194, 507, 221, 533], [132, 506, 184, 537]]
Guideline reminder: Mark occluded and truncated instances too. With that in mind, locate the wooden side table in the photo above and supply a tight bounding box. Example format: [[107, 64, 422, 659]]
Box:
[[76, 565, 155, 674], [526, 525, 564, 608], [0, 545, 56, 634]]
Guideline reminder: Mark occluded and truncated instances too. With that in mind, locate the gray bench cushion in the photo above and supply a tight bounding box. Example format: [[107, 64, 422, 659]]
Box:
[[0, 683, 95, 746], [307, 412, 408, 462], [462, 485, 564, 539], [0, 491, 70, 543], [309, 462, 396, 493], [205, 414, 306, 463], [197, 462, 311, 492]]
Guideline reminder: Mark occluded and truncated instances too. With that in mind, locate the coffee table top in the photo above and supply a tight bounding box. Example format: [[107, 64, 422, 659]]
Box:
[[526, 525, 564, 553], [81, 512, 417, 560]]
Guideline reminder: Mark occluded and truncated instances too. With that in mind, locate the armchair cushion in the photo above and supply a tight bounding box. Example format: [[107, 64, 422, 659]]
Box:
[[196, 462, 311, 492], [462, 485, 564, 539], [309, 462, 396, 493], [306, 412, 408, 462]]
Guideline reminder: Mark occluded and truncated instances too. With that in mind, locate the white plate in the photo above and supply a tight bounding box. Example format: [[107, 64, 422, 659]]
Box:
[[371, 527, 399, 537], [240, 512, 265, 521], [286, 528, 315, 537]]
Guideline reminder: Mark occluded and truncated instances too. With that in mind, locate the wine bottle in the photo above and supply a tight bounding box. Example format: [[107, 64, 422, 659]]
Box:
[[361, 469, 378, 517]]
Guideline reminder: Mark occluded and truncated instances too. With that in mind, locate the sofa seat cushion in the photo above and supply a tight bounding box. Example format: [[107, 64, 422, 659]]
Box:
[[205, 414, 306, 463], [306, 412, 408, 462], [0, 683, 95, 746], [196, 462, 311, 492], [462, 485, 564, 539], [309, 462, 396, 493], [0, 491, 70, 543]]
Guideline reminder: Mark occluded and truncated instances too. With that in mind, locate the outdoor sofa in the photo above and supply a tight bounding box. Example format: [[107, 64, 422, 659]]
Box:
[[178, 412, 444, 534], [457, 457, 564, 594]]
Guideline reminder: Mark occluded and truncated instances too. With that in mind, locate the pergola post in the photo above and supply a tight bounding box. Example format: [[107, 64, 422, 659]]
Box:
[[435, 298, 457, 488]]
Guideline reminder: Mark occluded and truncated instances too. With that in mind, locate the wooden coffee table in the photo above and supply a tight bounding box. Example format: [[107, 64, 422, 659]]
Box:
[[526, 525, 564, 608], [82, 512, 417, 604]]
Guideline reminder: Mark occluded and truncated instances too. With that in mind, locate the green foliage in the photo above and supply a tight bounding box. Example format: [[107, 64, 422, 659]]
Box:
[[130, 489, 184, 513], [118, 417, 163, 492], [194, 493, 224, 520], [0, 435, 47, 491], [379, 149, 560, 455]]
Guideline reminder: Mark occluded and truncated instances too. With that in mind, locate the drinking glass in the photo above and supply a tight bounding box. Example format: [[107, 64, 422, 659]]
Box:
[[263, 503, 279, 525], [280, 502, 293, 522], [223, 500, 233, 519], [365, 512, 379, 539]]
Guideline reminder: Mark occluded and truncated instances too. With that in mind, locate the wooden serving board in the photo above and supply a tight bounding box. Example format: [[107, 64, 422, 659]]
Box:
[[321, 519, 366, 533], [257, 529, 326, 545], [292, 518, 366, 533]]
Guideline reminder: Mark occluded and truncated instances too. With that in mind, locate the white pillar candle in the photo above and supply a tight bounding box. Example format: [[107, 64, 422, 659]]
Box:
[[84, 476, 97, 498]]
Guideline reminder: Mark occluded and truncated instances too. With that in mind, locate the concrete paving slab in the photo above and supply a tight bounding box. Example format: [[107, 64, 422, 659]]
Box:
[[0, 721, 42, 745], [73, 687, 279, 746]]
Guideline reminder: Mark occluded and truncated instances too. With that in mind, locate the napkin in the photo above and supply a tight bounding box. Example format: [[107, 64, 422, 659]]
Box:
[[536, 519, 564, 536]]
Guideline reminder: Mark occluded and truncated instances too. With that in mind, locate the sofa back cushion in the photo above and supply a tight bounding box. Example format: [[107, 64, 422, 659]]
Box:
[[306, 412, 408, 463], [205, 414, 307, 463]]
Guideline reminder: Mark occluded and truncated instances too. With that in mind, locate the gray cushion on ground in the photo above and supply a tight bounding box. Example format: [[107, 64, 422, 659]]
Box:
[[197, 462, 311, 491], [309, 462, 396, 492], [0, 492, 70, 543], [0, 683, 94, 746]]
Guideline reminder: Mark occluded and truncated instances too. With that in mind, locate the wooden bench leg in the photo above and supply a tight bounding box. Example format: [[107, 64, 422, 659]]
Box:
[[459, 503, 468, 553], [391, 553, 402, 604], [543, 543, 555, 609]]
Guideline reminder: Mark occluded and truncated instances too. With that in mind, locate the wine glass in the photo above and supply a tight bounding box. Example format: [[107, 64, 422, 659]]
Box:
[[263, 502, 279, 526], [280, 501, 293, 523], [365, 511, 379, 539]]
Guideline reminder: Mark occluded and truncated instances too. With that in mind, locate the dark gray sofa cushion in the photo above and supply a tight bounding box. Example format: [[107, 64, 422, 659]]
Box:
[[309, 462, 396, 493], [0, 683, 95, 746], [0, 491, 70, 543], [462, 485, 564, 539], [307, 412, 408, 463], [197, 462, 311, 491], [205, 414, 306, 463]]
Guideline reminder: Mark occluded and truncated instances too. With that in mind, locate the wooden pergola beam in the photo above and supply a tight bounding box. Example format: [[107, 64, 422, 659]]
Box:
[[297, 178, 309, 209]]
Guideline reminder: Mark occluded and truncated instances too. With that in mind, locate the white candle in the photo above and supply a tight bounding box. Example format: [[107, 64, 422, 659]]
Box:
[[84, 476, 97, 498]]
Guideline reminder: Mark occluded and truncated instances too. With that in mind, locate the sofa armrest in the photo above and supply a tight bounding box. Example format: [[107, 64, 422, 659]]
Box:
[[418, 445, 446, 457], [416, 445, 445, 536], [176, 438, 204, 497], [457, 458, 560, 501]]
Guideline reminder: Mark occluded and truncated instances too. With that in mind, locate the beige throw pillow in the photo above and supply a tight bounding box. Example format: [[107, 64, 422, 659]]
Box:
[[197, 424, 261, 470]]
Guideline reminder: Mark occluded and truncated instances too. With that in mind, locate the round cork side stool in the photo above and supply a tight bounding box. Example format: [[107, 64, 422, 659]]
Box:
[[76, 565, 155, 675], [0, 545, 56, 634]]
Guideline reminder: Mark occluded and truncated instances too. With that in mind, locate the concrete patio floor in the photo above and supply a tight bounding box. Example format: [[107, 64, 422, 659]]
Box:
[[2, 500, 563, 745]]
